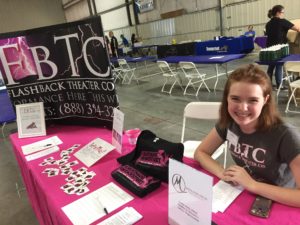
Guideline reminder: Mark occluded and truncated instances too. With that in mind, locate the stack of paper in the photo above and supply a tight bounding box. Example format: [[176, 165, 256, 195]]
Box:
[[22, 136, 62, 161], [97, 207, 142, 225], [62, 182, 134, 225], [212, 180, 243, 213]]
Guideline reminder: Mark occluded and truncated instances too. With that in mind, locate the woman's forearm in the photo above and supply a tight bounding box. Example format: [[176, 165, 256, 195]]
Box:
[[194, 150, 225, 180], [248, 180, 300, 207]]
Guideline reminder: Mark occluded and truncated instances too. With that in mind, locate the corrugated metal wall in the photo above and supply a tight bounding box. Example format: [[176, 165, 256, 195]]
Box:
[[137, 8, 220, 45], [223, 0, 300, 37], [61, 0, 300, 45], [64, 0, 90, 22], [0, 0, 65, 33]]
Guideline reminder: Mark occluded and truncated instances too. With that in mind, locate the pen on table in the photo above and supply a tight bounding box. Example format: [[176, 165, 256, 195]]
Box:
[[96, 197, 108, 215], [42, 143, 53, 148]]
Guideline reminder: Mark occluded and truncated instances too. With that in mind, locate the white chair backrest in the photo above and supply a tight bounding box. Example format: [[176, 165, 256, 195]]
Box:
[[181, 102, 221, 142], [157, 60, 175, 75], [184, 102, 221, 120], [284, 61, 300, 75], [179, 61, 195, 70], [180, 61, 207, 78], [118, 59, 130, 70], [179, 61, 202, 77]]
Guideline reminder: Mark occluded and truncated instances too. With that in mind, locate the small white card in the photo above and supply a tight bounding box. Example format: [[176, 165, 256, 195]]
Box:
[[74, 138, 115, 167], [21, 136, 63, 155], [168, 159, 213, 225], [112, 108, 124, 153], [25, 145, 60, 161], [16, 102, 46, 138], [62, 182, 134, 225], [97, 207, 143, 225]]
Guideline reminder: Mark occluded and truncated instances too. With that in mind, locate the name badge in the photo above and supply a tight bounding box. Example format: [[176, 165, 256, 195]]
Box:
[[226, 129, 239, 150]]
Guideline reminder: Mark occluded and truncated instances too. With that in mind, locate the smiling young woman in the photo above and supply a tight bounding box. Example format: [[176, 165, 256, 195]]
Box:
[[194, 64, 300, 207]]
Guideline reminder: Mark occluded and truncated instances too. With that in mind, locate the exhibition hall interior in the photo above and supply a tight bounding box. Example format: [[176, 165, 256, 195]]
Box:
[[1, 0, 300, 225]]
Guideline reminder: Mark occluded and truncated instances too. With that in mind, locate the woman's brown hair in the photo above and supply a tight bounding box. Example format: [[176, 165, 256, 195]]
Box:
[[268, 5, 284, 18], [218, 64, 282, 131]]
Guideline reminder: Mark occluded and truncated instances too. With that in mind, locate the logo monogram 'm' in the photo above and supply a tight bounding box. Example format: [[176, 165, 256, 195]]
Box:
[[172, 174, 187, 193]]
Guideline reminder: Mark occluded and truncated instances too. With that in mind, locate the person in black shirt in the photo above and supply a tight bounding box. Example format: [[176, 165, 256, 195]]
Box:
[[109, 31, 119, 57], [131, 33, 138, 47], [265, 5, 300, 89]]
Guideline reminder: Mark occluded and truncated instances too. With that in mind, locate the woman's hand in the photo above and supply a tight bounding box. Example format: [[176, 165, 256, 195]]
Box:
[[223, 165, 256, 190]]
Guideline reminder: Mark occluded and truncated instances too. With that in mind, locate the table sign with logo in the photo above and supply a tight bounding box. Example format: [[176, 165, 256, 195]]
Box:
[[16, 102, 46, 138], [168, 159, 213, 225], [112, 108, 124, 153]]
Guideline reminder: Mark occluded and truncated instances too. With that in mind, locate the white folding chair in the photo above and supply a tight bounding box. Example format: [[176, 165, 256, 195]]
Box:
[[277, 61, 300, 98], [282, 62, 300, 113], [157, 60, 184, 94], [181, 102, 227, 168], [117, 59, 139, 84], [285, 79, 300, 113], [110, 63, 123, 83], [179, 61, 210, 96]]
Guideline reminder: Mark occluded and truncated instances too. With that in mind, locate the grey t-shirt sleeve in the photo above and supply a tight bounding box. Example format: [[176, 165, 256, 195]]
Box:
[[279, 125, 300, 165], [215, 123, 227, 141]]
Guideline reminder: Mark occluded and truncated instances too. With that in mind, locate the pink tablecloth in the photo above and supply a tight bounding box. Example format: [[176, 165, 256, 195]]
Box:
[[10, 125, 299, 225]]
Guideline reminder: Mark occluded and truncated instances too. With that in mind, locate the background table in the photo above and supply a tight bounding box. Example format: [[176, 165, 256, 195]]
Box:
[[10, 125, 300, 225], [254, 36, 267, 48]]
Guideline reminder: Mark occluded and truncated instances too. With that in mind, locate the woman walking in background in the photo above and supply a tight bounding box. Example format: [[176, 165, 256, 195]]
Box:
[[265, 5, 300, 90]]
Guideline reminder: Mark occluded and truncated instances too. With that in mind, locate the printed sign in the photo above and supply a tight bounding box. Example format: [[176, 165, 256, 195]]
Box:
[[135, 0, 154, 13], [16, 102, 46, 138], [169, 159, 213, 225], [112, 108, 124, 153], [0, 16, 118, 127]]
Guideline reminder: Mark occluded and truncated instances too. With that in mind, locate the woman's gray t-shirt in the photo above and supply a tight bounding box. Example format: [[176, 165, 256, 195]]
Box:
[[215, 122, 300, 187]]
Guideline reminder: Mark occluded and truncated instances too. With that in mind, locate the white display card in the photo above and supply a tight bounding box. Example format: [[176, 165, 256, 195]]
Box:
[[16, 102, 46, 138], [74, 138, 115, 167], [168, 159, 213, 225], [112, 108, 124, 153]]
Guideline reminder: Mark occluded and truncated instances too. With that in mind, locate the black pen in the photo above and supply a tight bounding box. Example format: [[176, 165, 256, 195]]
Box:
[[43, 143, 53, 148], [96, 197, 108, 215]]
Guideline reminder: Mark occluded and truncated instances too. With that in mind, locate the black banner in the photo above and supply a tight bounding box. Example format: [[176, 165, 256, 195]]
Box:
[[0, 16, 118, 128], [157, 42, 196, 58]]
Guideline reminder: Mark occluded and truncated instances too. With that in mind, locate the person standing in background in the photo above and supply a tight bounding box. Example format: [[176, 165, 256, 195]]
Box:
[[109, 31, 119, 57], [131, 33, 138, 47], [104, 35, 112, 57], [265, 5, 300, 90], [120, 34, 129, 47]]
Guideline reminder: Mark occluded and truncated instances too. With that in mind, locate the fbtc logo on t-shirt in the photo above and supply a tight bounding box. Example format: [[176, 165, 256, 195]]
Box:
[[228, 141, 267, 168]]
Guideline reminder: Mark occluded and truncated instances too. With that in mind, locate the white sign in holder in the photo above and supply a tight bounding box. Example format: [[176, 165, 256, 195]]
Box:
[[112, 108, 124, 153], [168, 159, 213, 225], [16, 102, 46, 138]]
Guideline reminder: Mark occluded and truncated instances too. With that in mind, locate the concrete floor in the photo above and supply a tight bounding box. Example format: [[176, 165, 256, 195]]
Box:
[[0, 52, 300, 225]]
